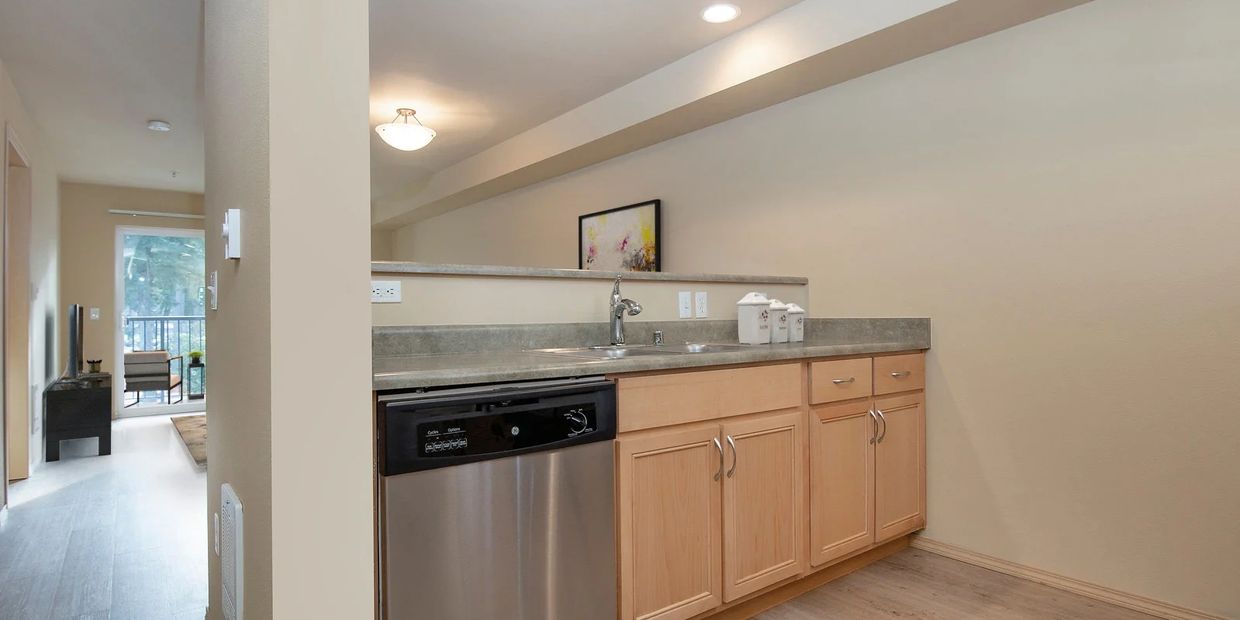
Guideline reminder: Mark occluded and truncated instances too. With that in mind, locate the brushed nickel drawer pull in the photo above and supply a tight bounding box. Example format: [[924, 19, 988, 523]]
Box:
[[867, 409, 879, 444], [890, 371, 912, 378], [725, 435, 738, 478], [832, 377, 855, 385], [875, 408, 889, 443]]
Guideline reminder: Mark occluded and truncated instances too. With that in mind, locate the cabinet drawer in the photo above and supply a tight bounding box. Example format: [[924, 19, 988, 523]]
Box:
[[810, 358, 872, 404], [873, 353, 925, 395], [616, 363, 802, 433]]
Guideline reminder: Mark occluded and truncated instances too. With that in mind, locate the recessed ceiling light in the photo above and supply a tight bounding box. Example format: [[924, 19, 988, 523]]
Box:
[[147, 120, 173, 132], [701, 3, 740, 23]]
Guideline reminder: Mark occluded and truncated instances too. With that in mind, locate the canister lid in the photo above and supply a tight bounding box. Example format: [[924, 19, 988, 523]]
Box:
[[736, 292, 770, 306], [786, 303, 805, 314], [768, 298, 789, 311]]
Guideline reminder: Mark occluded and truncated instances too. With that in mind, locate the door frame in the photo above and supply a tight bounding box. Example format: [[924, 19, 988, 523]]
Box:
[[3, 124, 33, 503], [114, 225, 207, 418]]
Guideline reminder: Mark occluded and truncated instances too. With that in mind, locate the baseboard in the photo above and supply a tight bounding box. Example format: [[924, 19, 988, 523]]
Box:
[[910, 536, 1230, 620]]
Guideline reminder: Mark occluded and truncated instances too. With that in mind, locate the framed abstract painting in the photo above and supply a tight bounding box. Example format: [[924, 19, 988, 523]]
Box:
[[578, 199, 661, 272]]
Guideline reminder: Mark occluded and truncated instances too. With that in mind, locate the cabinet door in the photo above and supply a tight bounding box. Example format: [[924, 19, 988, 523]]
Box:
[[808, 400, 875, 567], [874, 392, 926, 543], [618, 426, 723, 620], [721, 410, 804, 601]]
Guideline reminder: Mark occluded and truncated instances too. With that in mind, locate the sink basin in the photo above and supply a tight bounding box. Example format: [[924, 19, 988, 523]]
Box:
[[673, 343, 749, 354], [535, 345, 677, 359], [534, 343, 749, 359]]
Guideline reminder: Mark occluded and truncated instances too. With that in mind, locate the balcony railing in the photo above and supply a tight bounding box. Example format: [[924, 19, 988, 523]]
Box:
[[123, 315, 206, 361]]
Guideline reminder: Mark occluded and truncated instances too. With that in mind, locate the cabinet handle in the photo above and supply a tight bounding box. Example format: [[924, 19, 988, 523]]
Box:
[[832, 377, 855, 385], [725, 435, 738, 478], [890, 371, 911, 378], [867, 409, 879, 444], [713, 437, 724, 481], [875, 408, 889, 443]]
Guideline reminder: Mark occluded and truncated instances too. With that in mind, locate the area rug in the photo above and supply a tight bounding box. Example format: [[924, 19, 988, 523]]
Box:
[[172, 414, 207, 469]]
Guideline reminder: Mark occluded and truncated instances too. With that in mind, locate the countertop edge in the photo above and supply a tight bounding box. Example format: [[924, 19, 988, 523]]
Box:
[[371, 261, 809, 285], [373, 341, 927, 391]]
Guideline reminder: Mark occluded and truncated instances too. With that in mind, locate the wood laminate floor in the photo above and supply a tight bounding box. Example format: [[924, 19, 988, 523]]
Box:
[[757, 548, 1160, 620], [0, 415, 207, 620]]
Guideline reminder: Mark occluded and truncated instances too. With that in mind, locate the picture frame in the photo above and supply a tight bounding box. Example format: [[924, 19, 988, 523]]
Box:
[[578, 199, 661, 272]]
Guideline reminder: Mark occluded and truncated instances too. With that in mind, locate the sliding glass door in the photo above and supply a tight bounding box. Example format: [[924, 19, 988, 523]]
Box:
[[116, 227, 206, 416]]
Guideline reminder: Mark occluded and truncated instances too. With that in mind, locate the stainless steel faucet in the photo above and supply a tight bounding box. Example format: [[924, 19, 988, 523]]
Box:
[[609, 276, 642, 345]]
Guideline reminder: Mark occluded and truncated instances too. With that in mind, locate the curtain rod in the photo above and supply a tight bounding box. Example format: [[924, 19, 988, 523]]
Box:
[[108, 209, 205, 220]]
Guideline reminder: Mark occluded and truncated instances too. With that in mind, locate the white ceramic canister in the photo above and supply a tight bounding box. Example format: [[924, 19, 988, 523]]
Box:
[[786, 303, 806, 342], [768, 299, 790, 343], [736, 292, 771, 345]]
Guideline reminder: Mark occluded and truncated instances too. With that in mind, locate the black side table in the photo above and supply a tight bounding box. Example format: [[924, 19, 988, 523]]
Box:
[[44, 373, 112, 461]]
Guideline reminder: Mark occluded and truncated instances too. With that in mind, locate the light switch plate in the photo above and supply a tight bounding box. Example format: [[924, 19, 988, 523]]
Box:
[[678, 291, 692, 319], [371, 280, 402, 303], [208, 271, 219, 311], [694, 292, 708, 318]]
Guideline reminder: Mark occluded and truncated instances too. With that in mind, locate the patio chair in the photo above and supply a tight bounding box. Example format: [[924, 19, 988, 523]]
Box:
[[123, 350, 184, 407]]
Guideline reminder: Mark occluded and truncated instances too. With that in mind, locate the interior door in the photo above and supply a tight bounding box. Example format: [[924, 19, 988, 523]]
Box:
[[617, 425, 723, 620], [809, 398, 875, 566], [721, 410, 804, 601], [874, 392, 926, 543], [4, 154, 32, 483]]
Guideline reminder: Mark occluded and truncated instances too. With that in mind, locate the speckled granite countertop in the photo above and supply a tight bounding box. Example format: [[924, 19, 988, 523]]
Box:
[[373, 320, 929, 391]]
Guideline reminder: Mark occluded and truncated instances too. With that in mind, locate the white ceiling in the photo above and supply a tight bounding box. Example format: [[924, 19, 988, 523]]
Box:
[[0, 0, 204, 193], [0, 1, 804, 198], [369, 0, 804, 202]]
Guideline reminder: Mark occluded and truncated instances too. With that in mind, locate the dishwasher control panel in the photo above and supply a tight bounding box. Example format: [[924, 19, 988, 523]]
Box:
[[416, 404, 598, 458], [379, 378, 617, 475]]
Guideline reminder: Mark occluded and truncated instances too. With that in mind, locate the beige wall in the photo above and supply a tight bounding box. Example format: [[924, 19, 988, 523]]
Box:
[[203, 0, 274, 614], [267, 0, 374, 617], [57, 181, 203, 415], [393, 1, 1240, 616], [2, 57, 60, 471], [205, 0, 373, 618], [371, 272, 807, 326]]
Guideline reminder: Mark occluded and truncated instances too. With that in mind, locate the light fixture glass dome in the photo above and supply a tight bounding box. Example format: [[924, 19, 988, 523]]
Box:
[[701, 3, 740, 23], [376, 108, 436, 151]]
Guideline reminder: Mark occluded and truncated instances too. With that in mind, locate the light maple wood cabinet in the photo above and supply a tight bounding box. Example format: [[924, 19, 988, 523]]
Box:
[[808, 399, 875, 566], [616, 409, 805, 620], [874, 391, 926, 542], [614, 353, 925, 620], [617, 425, 723, 620], [721, 411, 805, 602]]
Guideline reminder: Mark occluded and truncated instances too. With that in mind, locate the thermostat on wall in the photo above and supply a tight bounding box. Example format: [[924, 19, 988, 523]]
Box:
[[222, 209, 242, 260]]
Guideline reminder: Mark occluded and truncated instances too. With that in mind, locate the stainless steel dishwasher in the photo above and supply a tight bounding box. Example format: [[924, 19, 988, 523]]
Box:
[[377, 377, 617, 620]]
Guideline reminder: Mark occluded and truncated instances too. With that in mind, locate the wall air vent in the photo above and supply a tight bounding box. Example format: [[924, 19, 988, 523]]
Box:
[[221, 483, 245, 620]]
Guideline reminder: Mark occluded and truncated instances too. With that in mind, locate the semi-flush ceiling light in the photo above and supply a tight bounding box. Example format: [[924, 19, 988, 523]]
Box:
[[701, 3, 740, 23], [147, 119, 173, 132], [376, 108, 436, 151]]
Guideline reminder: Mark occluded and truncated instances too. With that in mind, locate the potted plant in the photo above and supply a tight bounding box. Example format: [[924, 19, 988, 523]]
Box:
[[188, 350, 204, 365]]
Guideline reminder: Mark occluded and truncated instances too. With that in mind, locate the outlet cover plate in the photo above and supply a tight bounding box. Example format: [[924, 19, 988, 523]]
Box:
[[678, 291, 692, 319], [371, 280, 402, 303], [694, 292, 709, 318]]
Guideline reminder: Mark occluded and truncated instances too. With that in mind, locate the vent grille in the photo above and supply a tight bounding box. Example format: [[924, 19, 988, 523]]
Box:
[[221, 483, 245, 620]]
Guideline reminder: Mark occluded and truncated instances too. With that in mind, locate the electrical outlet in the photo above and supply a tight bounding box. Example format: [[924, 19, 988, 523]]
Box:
[[694, 292, 708, 318], [678, 291, 692, 319], [89, 307, 101, 320], [371, 280, 402, 303]]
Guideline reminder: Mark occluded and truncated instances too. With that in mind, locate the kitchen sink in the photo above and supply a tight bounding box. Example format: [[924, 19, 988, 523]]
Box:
[[672, 343, 749, 354], [535, 345, 675, 359], [534, 343, 750, 359]]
